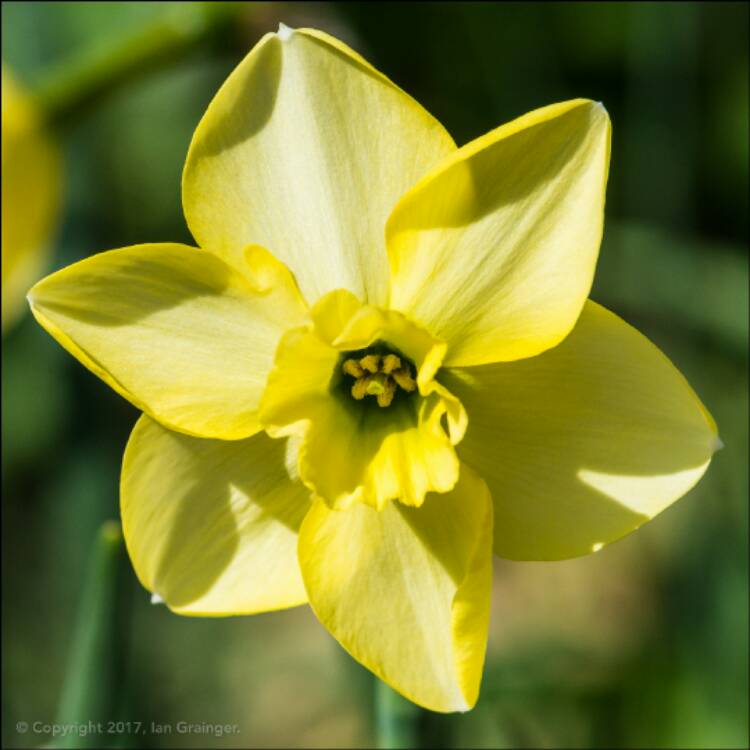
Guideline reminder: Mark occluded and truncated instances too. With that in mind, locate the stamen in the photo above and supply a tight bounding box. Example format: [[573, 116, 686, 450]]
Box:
[[376, 378, 397, 407], [341, 349, 416, 407], [342, 359, 364, 378], [382, 354, 401, 374], [360, 354, 381, 373], [391, 368, 416, 392], [351, 376, 370, 400]]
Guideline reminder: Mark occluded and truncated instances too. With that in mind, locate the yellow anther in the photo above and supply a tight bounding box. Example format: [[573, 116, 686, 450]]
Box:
[[392, 368, 416, 392], [360, 354, 381, 373], [342, 359, 364, 378], [351, 376, 370, 400], [382, 353, 401, 374], [376, 378, 397, 408]]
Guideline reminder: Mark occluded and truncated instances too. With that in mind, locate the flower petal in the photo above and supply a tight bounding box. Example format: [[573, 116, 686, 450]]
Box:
[[2, 67, 60, 332], [182, 26, 456, 306], [121, 415, 310, 614], [298, 464, 493, 712], [387, 99, 611, 366], [441, 301, 719, 560], [28, 243, 307, 438]]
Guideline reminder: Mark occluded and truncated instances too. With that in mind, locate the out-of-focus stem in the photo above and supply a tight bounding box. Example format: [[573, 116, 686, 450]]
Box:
[[54, 521, 130, 749], [374, 678, 422, 749]]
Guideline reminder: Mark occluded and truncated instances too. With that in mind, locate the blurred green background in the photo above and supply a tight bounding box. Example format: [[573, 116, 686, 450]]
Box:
[[2, 2, 748, 748]]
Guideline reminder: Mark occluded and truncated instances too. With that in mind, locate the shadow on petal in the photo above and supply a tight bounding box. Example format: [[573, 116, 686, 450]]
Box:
[[441, 301, 718, 560], [185, 34, 282, 159], [122, 418, 309, 612], [388, 101, 603, 233]]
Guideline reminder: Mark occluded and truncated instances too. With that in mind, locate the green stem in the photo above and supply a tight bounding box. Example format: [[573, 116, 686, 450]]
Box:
[[55, 521, 131, 749], [374, 678, 421, 749], [36, 2, 242, 130]]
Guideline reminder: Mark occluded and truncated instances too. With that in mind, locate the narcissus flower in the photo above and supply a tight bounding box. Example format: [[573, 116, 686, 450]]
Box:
[[2, 66, 60, 332], [28, 26, 719, 712]]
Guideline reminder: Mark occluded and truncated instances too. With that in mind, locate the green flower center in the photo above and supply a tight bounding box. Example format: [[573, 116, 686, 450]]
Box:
[[341, 348, 416, 408]]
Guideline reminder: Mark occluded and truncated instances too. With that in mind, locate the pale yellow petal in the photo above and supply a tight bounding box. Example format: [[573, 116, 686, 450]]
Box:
[[183, 26, 456, 306], [121, 415, 310, 614], [441, 301, 719, 560], [28, 243, 307, 439], [298, 464, 493, 712], [388, 99, 611, 366]]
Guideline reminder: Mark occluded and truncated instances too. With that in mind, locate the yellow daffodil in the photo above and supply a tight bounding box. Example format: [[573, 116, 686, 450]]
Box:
[[27, 26, 719, 712], [2, 66, 60, 333]]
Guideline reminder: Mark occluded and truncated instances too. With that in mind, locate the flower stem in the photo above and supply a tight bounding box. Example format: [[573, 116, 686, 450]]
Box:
[[55, 521, 131, 748], [374, 678, 422, 749], [36, 2, 242, 130]]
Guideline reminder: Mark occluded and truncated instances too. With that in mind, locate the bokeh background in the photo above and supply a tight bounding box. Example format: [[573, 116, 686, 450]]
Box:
[[2, 2, 748, 748]]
